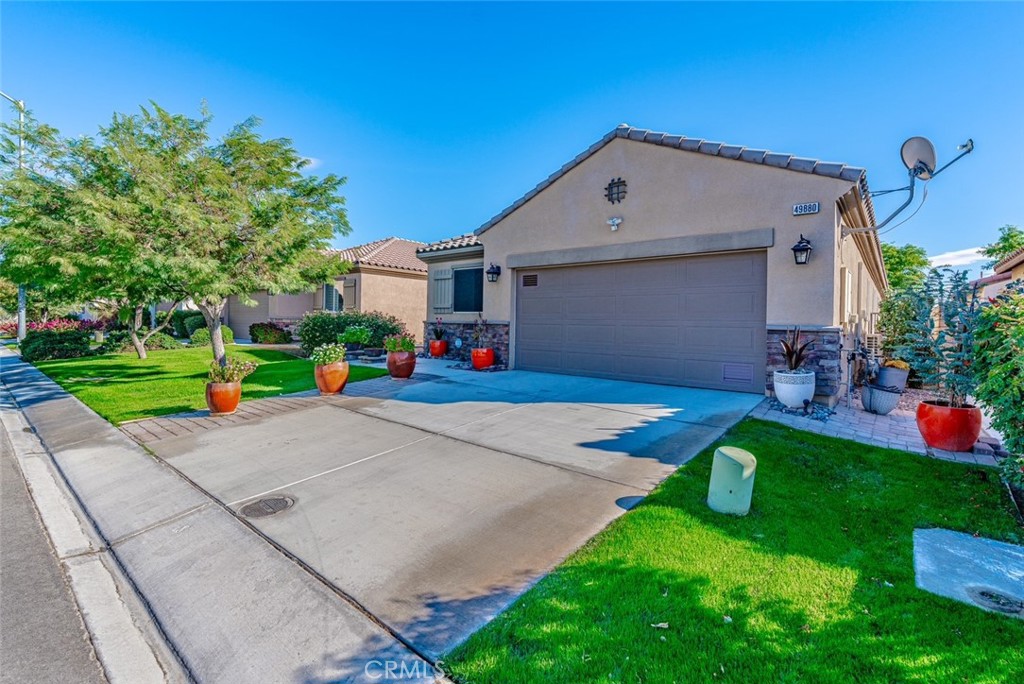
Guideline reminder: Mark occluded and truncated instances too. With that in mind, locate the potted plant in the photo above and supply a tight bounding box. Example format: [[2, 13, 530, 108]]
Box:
[[428, 318, 447, 358], [310, 343, 350, 395], [384, 332, 417, 379], [338, 325, 371, 353], [899, 268, 982, 452], [206, 358, 258, 416], [876, 358, 910, 391], [470, 316, 494, 370], [773, 327, 815, 409]]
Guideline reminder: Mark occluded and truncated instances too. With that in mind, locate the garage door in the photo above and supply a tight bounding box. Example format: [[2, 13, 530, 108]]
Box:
[[514, 251, 767, 393]]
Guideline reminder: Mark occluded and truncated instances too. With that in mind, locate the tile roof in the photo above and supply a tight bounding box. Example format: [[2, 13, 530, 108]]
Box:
[[329, 237, 427, 273], [993, 245, 1024, 274], [416, 233, 483, 255], [475, 124, 869, 235]]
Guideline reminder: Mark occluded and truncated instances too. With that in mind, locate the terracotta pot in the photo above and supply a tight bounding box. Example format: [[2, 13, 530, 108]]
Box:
[[387, 351, 416, 379], [206, 381, 241, 416], [472, 347, 495, 370], [429, 339, 448, 357], [314, 361, 350, 395], [916, 401, 982, 452]]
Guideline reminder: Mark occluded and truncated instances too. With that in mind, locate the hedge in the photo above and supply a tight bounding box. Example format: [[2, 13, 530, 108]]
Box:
[[170, 310, 205, 338], [296, 310, 405, 355], [20, 329, 93, 363], [97, 330, 182, 354], [249, 322, 292, 344], [184, 314, 208, 337], [189, 326, 234, 346]]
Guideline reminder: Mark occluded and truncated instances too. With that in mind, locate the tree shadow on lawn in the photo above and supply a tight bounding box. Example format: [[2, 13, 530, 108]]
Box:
[[443, 554, 1024, 683]]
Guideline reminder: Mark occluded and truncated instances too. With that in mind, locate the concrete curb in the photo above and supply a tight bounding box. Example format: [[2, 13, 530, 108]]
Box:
[[0, 349, 436, 683]]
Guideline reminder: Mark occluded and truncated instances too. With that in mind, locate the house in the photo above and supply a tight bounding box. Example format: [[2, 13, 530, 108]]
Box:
[[970, 271, 1013, 301], [418, 124, 888, 406], [993, 246, 1024, 283], [225, 237, 428, 341]]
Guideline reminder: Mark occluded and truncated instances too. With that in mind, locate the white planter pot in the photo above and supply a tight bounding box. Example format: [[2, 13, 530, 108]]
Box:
[[773, 370, 816, 409]]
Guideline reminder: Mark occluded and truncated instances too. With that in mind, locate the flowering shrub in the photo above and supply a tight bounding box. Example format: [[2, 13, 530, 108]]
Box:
[[1, 318, 104, 337], [384, 332, 416, 353], [310, 343, 347, 366], [297, 310, 405, 355], [249, 322, 291, 344], [208, 358, 258, 384]]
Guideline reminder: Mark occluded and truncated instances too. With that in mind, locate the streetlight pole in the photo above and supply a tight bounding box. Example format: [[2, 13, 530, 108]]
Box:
[[0, 90, 27, 341]]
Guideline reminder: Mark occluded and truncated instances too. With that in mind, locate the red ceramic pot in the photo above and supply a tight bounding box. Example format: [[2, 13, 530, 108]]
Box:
[[916, 401, 983, 452], [314, 361, 350, 395], [471, 347, 495, 370], [387, 351, 417, 379], [429, 340, 448, 358], [206, 381, 241, 416]]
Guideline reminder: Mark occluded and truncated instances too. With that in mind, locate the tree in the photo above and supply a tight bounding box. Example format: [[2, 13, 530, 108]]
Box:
[[881, 242, 929, 292], [104, 105, 351, 365], [981, 224, 1024, 268], [0, 109, 181, 358]]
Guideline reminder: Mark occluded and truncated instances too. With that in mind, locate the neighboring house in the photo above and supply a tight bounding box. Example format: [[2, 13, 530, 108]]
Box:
[[970, 272, 1013, 301], [418, 124, 887, 406], [224, 237, 428, 341], [993, 246, 1024, 283]]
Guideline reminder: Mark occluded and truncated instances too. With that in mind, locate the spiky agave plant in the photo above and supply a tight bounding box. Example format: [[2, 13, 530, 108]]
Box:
[[780, 327, 812, 371]]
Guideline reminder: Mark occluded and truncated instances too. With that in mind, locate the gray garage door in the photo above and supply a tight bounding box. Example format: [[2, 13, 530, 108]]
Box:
[[514, 251, 767, 393], [226, 294, 269, 340]]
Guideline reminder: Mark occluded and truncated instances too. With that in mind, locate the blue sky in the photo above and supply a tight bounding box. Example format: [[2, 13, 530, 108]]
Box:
[[2, 2, 1021, 275]]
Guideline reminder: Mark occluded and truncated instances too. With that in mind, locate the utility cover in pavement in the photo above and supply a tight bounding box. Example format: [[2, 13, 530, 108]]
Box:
[[913, 528, 1024, 619], [239, 496, 294, 518]]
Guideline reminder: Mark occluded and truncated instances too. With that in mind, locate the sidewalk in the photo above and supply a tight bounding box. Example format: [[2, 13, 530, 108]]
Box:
[[0, 348, 436, 683]]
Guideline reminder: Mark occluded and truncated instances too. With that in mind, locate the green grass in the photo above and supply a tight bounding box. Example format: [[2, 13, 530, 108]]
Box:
[[35, 346, 387, 424], [446, 419, 1024, 684]]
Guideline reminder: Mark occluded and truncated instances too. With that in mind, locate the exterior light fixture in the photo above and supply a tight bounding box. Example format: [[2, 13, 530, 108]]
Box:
[[791, 235, 813, 265], [604, 177, 627, 204], [486, 263, 502, 282]]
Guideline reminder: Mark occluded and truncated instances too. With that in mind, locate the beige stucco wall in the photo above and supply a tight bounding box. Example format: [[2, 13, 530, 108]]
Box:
[[354, 269, 428, 343], [225, 292, 269, 332], [474, 137, 859, 328], [1012, 263, 1024, 282], [836, 228, 884, 335], [269, 291, 315, 319]]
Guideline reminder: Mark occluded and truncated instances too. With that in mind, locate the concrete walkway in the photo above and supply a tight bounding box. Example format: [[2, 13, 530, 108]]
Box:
[[0, 351, 435, 683]]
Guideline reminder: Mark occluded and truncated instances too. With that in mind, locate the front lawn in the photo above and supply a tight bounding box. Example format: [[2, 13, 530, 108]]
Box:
[[35, 346, 387, 424], [446, 419, 1024, 684]]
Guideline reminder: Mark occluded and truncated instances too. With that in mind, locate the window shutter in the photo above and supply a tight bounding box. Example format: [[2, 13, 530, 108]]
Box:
[[432, 268, 453, 314]]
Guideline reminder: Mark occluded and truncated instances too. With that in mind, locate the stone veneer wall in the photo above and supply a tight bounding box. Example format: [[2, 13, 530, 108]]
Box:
[[766, 327, 842, 403], [423, 321, 510, 363]]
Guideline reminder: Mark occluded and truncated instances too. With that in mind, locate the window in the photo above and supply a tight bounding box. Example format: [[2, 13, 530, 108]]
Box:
[[323, 283, 341, 312], [452, 267, 483, 313]]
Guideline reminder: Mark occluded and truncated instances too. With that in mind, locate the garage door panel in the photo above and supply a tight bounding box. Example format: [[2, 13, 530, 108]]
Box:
[[516, 252, 767, 393]]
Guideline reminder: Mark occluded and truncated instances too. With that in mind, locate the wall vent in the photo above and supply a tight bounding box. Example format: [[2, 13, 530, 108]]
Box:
[[522, 274, 538, 287], [722, 363, 754, 384]]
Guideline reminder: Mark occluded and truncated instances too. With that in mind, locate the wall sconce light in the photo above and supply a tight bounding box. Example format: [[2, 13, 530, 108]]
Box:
[[486, 263, 502, 283], [791, 235, 813, 265]]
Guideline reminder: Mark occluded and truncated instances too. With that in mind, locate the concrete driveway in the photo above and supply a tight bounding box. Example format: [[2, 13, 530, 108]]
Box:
[[147, 360, 761, 659]]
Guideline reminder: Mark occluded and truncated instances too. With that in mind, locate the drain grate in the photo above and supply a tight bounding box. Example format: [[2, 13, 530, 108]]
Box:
[[966, 586, 1024, 615], [239, 496, 294, 519]]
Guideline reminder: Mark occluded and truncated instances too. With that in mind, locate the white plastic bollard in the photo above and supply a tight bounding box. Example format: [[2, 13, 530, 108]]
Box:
[[707, 446, 757, 516]]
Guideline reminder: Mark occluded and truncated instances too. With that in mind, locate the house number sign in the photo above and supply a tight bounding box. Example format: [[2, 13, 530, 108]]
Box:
[[792, 202, 820, 216]]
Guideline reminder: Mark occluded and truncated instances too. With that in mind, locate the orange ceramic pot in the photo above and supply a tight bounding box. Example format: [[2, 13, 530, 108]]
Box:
[[916, 401, 982, 452], [314, 361, 350, 395], [429, 339, 448, 357], [206, 382, 241, 416], [471, 347, 494, 370], [387, 351, 417, 379]]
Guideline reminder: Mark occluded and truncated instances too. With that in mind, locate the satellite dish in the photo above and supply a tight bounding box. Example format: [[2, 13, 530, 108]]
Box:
[[901, 136, 937, 180]]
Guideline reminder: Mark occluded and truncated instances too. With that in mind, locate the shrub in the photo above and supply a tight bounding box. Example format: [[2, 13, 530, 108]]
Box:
[[297, 310, 406, 355], [310, 343, 347, 366], [208, 358, 257, 384], [249, 322, 291, 344], [973, 283, 1024, 484], [184, 314, 208, 337], [296, 312, 340, 356], [169, 309, 203, 337], [0, 320, 16, 337], [878, 290, 917, 360], [339, 325, 371, 345], [97, 330, 182, 354], [189, 326, 234, 346], [20, 329, 93, 362], [384, 332, 416, 353]]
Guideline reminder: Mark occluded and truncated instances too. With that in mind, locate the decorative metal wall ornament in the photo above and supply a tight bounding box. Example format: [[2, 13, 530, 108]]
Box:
[[604, 177, 627, 204]]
